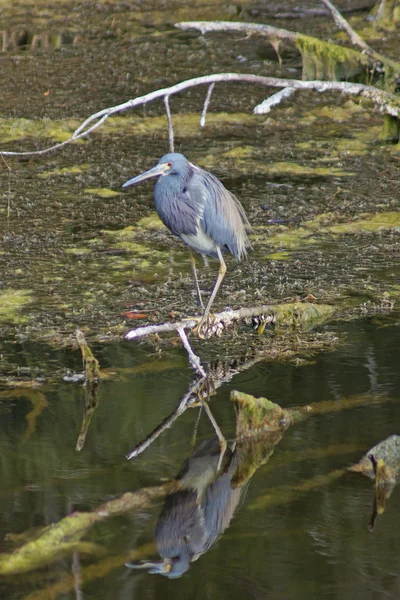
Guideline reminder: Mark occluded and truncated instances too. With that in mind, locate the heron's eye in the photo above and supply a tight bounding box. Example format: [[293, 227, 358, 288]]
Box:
[[167, 162, 173, 167]]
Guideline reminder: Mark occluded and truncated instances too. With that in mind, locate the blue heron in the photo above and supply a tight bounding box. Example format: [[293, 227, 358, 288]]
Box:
[[126, 438, 241, 578], [122, 153, 251, 332]]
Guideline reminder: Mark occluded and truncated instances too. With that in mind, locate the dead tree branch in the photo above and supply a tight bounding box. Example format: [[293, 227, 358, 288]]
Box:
[[125, 305, 272, 340], [320, 0, 375, 55], [177, 326, 206, 377], [1, 73, 399, 157], [176, 20, 400, 73]]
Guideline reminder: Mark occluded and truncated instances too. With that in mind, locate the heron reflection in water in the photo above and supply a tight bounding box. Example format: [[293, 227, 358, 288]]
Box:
[[122, 153, 251, 332], [126, 438, 243, 578]]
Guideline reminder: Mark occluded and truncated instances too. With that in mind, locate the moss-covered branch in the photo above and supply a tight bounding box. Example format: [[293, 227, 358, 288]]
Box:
[[0, 485, 170, 575], [177, 21, 400, 91]]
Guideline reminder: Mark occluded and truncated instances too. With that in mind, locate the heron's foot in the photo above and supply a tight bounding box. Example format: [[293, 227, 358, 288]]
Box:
[[194, 313, 216, 339]]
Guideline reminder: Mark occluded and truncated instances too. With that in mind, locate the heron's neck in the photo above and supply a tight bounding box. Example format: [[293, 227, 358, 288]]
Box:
[[156, 166, 192, 198]]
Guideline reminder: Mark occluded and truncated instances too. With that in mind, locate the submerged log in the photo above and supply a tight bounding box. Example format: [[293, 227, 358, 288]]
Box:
[[0, 485, 170, 575]]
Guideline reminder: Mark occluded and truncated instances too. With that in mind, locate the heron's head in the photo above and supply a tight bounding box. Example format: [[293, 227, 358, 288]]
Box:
[[125, 554, 191, 579], [122, 153, 189, 188]]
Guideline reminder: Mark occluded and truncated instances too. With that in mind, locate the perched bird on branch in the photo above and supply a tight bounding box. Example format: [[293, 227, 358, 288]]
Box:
[[122, 153, 251, 334]]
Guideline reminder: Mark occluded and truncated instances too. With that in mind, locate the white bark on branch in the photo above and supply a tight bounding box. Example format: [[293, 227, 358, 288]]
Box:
[[1, 73, 399, 157], [177, 326, 206, 377], [176, 20, 400, 72], [320, 0, 375, 55], [254, 87, 296, 114], [125, 304, 277, 341], [177, 20, 300, 41]]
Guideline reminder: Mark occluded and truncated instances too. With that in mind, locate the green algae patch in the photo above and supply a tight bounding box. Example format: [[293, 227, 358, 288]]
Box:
[[221, 145, 256, 159], [311, 100, 367, 122], [266, 161, 353, 176], [0, 289, 33, 324], [0, 118, 81, 144], [257, 211, 400, 254], [101, 227, 170, 259], [327, 212, 400, 234], [85, 188, 121, 198], [256, 225, 319, 250], [38, 164, 89, 179], [265, 251, 291, 260], [296, 138, 368, 157], [64, 247, 92, 255], [102, 112, 260, 137], [136, 213, 164, 230]]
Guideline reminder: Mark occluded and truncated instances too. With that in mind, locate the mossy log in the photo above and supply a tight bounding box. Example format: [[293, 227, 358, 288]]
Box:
[[0, 485, 170, 575]]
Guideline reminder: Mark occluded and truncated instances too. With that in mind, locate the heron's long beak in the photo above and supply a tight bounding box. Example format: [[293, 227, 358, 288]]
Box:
[[122, 162, 170, 188], [125, 559, 173, 574]]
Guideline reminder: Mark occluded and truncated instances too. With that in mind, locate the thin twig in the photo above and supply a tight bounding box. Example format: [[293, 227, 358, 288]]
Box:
[[319, 0, 375, 55], [177, 326, 206, 377], [126, 379, 203, 460], [164, 94, 174, 152], [200, 83, 215, 127]]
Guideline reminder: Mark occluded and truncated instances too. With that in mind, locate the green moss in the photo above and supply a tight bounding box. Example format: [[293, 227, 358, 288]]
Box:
[[296, 34, 370, 82], [100, 228, 170, 259], [38, 165, 89, 179], [102, 113, 260, 137], [271, 302, 336, 329], [64, 247, 92, 255], [0, 118, 81, 143], [380, 114, 400, 143], [0, 289, 33, 323], [266, 162, 353, 176], [85, 188, 121, 198], [327, 211, 400, 234], [221, 145, 255, 158], [256, 211, 400, 252], [255, 225, 317, 250], [265, 252, 291, 260], [136, 213, 164, 230]]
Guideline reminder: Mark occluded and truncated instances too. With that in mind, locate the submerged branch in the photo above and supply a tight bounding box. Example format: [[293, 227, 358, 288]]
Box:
[[0, 484, 170, 575]]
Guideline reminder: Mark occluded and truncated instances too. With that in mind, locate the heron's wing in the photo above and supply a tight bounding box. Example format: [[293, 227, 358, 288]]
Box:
[[189, 165, 251, 260], [155, 490, 207, 558], [154, 173, 202, 237]]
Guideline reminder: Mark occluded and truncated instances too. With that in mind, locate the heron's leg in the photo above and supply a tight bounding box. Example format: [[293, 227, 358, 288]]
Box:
[[189, 249, 204, 309], [199, 398, 227, 472], [190, 406, 203, 450], [197, 247, 226, 334]]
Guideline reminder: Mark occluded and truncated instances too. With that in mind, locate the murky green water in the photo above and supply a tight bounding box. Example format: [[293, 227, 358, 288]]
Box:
[[0, 0, 399, 597], [0, 317, 399, 598]]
